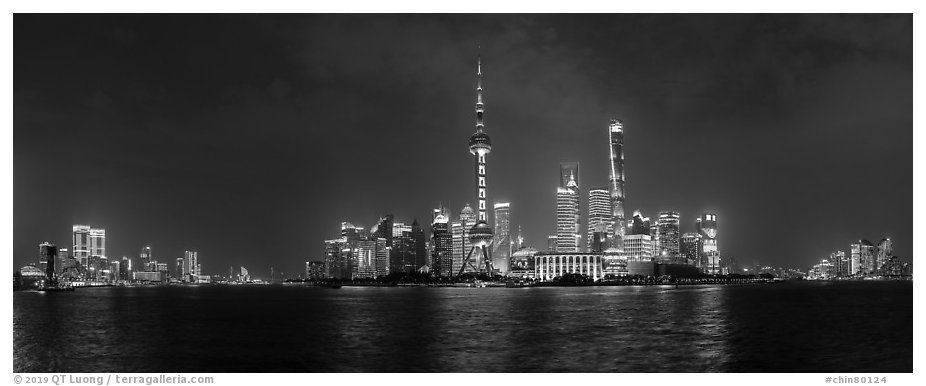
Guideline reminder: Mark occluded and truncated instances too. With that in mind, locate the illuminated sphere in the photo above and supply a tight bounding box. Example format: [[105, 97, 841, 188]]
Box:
[[469, 131, 492, 155], [468, 221, 494, 247]]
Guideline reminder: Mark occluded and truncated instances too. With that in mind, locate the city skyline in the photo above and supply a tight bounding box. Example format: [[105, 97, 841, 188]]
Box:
[[13, 14, 912, 276]]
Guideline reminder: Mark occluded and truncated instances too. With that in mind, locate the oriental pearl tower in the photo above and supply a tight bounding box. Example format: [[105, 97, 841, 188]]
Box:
[[458, 51, 496, 276]]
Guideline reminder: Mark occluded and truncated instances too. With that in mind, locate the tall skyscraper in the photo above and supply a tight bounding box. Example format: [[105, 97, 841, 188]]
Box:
[[680, 233, 702, 266], [431, 207, 453, 277], [858, 239, 875, 276], [72, 225, 91, 270], [876, 238, 893, 274], [374, 237, 389, 277], [183, 250, 198, 281], [492, 202, 511, 275], [38, 241, 54, 275], [697, 214, 719, 272], [56, 248, 69, 275], [39, 242, 56, 281], [140, 246, 152, 272], [355, 240, 376, 279], [555, 173, 580, 252], [90, 227, 106, 263], [324, 237, 351, 279], [849, 242, 861, 276], [559, 162, 581, 250], [608, 119, 626, 251], [587, 188, 611, 252], [452, 204, 476, 275], [656, 211, 680, 261], [460, 52, 495, 275], [411, 219, 427, 272]]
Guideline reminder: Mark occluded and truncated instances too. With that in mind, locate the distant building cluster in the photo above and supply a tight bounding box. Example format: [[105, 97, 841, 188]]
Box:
[[18, 224, 210, 288], [306, 55, 740, 282], [807, 238, 912, 280]]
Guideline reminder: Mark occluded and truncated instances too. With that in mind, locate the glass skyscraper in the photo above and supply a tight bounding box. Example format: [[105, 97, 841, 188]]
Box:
[[492, 202, 511, 275], [555, 173, 580, 252], [587, 188, 611, 252]]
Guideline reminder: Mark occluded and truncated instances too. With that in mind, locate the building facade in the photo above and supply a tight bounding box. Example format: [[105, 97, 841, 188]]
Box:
[[608, 119, 626, 251], [587, 188, 612, 252], [492, 202, 511, 275], [656, 211, 680, 262], [431, 207, 453, 277], [534, 252, 603, 282], [555, 174, 580, 252]]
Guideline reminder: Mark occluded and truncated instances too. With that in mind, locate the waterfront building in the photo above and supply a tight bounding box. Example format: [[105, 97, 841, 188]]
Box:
[[355, 240, 376, 279], [431, 207, 453, 277], [832, 251, 848, 277], [305, 261, 325, 280], [680, 233, 702, 266], [697, 213, 719, 273], [140, 246, 152, 272], [459, 52, 496, 276], [38, 242, 55, 276], [589, 223, 609, 253], [374, 237, 389, 277], [451, 204, 477, 275], [509, 247, 538, 279], [876, 238, 893, 274], [175, 258, 183, 281], [134, 271, 162, 282], [809, 258, 836, 280], [656, 211, 680, 262], [858, 240, 875, 276], [623, 234, 653, 262], [412, 220, 427, 272], [183, 250, 199, 281], [534, 252, 604, 282], [849, 242, 861, 276], [325, 237, 351, 279], [492, 202, 512, 275], [89, 227, 106, 276], [56, 248, 69, 275], [240, 266, 250, 282], [608, 119, 626, 251], [555, 173, 580, 252], [587, 188, 612, 251], [72, 225, 91, 271], [559, 162, 581, 250], [39, 242, 57, 280]]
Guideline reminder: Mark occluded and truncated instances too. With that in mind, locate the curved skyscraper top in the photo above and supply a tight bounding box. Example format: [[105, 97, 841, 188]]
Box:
[[608, 119, 626, 251]]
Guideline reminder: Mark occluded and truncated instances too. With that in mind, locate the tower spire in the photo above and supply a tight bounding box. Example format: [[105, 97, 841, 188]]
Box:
[[475, 46, 484, 133]]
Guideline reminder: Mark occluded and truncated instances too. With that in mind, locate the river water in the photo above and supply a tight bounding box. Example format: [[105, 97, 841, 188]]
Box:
[[13, 280, 912, 372]]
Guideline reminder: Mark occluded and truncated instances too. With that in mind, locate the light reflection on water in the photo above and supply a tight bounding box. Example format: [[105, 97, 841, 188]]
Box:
[[13, 281, 911, 372]]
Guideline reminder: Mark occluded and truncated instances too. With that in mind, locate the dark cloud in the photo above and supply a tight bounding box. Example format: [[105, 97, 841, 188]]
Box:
[[14, 14, 911, 274]]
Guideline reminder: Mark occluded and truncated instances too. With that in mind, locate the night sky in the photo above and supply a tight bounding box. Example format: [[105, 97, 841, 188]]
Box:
[[13, 14, 912, 277]]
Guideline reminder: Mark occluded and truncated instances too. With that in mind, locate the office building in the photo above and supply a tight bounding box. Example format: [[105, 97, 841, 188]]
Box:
[[492, 202, 512, 275], [624, 234, 653, 262], [556, 173, 580, 252], [656, 211, 680, 262], [680, 233, 701, 266], [432, 207, 453, 277], [587, 188, 612, 251], [608, 119, 626, 251], [876, 238, 893, 274], [697, 214, 719, 273], [72, 225, 91, 270]]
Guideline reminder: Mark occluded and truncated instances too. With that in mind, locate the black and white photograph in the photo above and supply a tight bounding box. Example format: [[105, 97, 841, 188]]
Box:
[[7, 4, 917, 382]]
